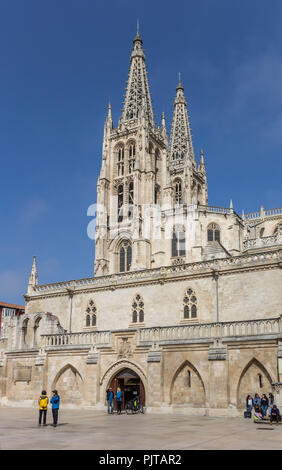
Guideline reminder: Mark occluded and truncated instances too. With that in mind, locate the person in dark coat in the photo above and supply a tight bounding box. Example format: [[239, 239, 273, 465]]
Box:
[[116, 387, 123, 415], [270, 405, 280, 424], [261, 394, 269, 417], [246, 395, 253, 414]]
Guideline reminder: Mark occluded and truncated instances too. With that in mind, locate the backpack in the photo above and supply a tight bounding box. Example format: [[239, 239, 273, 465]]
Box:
[[39, 396, 48, 409]]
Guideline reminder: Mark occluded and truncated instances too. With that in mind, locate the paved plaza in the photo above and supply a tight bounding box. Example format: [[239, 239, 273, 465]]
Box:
[[0, 407, 282, 450]]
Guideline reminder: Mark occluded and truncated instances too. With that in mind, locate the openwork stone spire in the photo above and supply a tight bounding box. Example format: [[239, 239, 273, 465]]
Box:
[[169, 80, 195, 165], [121, 32, 154, 125], [28, 256, 38, 293]]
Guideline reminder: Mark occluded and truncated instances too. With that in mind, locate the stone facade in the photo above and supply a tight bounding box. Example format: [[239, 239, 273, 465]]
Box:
[[0, 32, 282, 416]]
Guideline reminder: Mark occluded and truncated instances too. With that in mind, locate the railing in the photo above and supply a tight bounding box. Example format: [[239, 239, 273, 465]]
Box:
[[244, 207, 282, 220], [197, 205, 233, 215], [265, 208, 282, 217], [31, 249, 281, 295], [243, 234, 282, 250], [136, 317, 282, 345], [36, 317, 282, 351], [34, 277, 96, 293], [42, 330, 112, 348]]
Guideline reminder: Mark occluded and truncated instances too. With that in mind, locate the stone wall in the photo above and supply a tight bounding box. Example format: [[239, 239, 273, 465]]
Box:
[[25, 260, 282, 331], [0, 327, 279, 416]]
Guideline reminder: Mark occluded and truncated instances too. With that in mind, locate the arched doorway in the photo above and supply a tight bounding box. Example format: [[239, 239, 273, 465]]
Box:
[[108, 368, 145, 411], [237, 358, 273, 409]]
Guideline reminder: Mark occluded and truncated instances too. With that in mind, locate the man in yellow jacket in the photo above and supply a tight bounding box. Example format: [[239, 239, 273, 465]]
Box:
[[38, 390, 49, 426]]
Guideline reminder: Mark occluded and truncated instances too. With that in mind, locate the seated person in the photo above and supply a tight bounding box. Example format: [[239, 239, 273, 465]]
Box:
[[253, 404, 263, 422], [270, 405, 280, 424]]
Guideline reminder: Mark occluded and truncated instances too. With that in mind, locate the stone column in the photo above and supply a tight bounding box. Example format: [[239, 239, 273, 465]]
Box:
[[207, 340, 229, 415], [271, 383, 282, 409], [146, 344, 163, 411], [85, 347, 100, 407]]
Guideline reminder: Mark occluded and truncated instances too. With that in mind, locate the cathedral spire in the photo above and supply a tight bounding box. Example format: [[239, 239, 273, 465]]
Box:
[[169, 80, 195, 165], [121, 31, 154, 125]]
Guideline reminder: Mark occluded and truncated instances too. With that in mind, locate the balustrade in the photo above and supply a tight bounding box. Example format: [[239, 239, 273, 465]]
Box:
[[31, 247, 281, 297], [136, 317, 282, 346], [42, 330, 112, 349], [243, 234, 282, 251], [11, 316, 280, 351], [245, 207, 282, 220]]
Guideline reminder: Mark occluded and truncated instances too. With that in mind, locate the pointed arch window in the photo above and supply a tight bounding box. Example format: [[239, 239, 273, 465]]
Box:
[[85, 300, 97, 328], [118, 185, 124, 222], [119, 240, 132, 272], [128, 182, 134, 219], [129, 143, 136, 174], [174, 180, 183, 205], [132, 294, 144, 324], [172, 226, 185, 258], [155, 148, 160, 181], [183, 288, 197, 319], [258, 373, 263, 389], [155, 185, 160, 205], [117, 147, 124, 176], [207, 223, 220, 242]]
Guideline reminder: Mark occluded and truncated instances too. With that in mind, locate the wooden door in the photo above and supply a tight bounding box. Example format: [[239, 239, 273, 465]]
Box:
[[140, 379, 145, 406], [109, 377, 125, 411]]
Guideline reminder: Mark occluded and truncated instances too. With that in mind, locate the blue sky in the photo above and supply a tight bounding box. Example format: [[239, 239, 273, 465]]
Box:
[[1, 0, 282, 304]]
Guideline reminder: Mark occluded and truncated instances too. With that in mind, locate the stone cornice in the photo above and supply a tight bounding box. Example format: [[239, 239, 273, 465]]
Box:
[[26, 249, 282, 301]]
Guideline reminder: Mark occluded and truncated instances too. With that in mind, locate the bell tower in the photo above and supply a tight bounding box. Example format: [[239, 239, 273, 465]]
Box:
[[168, 79, 208, 207], [94, 31, 167, 276]]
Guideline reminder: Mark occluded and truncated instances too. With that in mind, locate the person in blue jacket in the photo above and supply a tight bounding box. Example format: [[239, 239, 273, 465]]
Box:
[[253, 394, 261, 407], [116, 387, 123, 415], [50, 389, 60, 427], [106, 387, 114, 414]]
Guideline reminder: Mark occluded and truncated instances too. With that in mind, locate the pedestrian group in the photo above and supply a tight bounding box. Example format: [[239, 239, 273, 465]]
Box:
[[38, 389, 60, 427], [106, 386, 123, 414], [245, 393, 280, 424]]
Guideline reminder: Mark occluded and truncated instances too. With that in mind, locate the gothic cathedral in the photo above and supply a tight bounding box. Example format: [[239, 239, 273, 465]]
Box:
[[0, 32, 282, 416]]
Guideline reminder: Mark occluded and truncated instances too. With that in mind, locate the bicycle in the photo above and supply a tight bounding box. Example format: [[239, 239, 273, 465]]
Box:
[[125, 397, 144, 414]]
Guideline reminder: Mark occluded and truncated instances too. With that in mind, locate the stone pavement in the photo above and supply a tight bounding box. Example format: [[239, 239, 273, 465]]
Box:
[[0, 407, 282, 450]]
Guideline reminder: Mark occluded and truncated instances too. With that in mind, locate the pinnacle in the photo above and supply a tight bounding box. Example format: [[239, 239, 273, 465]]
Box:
[[169, 79, 195, 164], [121, 32, 154, 124]]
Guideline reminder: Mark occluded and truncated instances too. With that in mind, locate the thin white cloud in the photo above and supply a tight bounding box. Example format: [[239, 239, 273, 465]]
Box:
[[20, 198, 48, 227]]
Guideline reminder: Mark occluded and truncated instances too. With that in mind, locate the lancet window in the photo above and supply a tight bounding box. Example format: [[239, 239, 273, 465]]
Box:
[[118, 185, 124, 222], [85, 300, 97, 327], [117, 147, 124, 176], [155, 185, 160, 205], [207, 223, 220, 242], [128, 143, 136, 174], [183, 288, 197, 319], [172, 226, 185, 258], [174, 180, 183, 205], [128, 182, 134, 219], [132, 294, 144, 323], [119, 240, 132, 272]]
